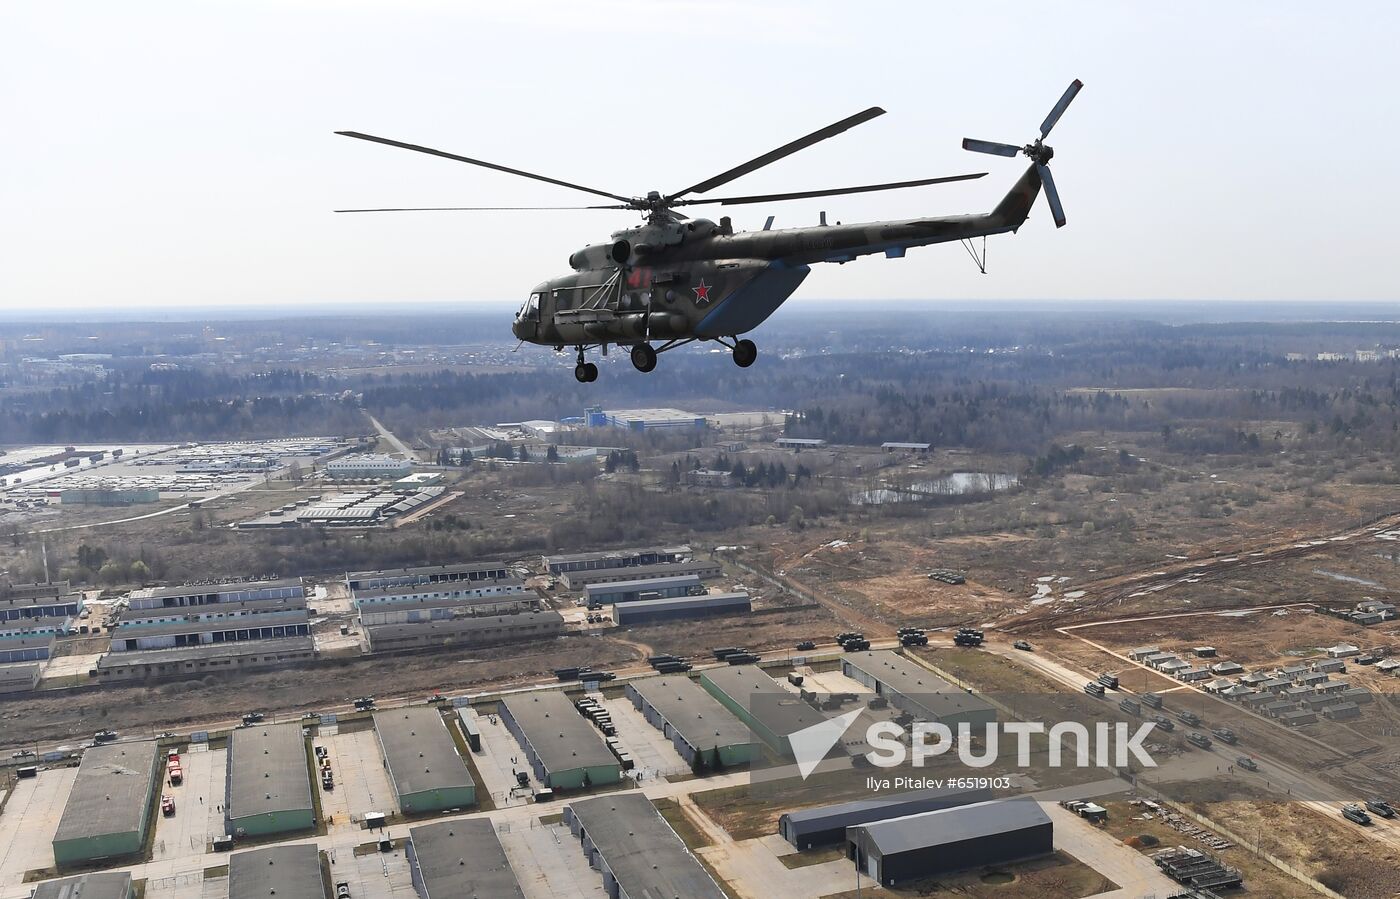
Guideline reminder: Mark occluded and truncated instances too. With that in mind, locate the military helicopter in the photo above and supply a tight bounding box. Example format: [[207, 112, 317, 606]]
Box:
[[337, 80, 1081, 383]]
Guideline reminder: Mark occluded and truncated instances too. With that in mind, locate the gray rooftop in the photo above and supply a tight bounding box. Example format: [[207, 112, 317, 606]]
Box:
[[112, 609, 309, 638], [544, 545, 690, 567], [615, 592, 750, 618], [0, 634, 56, 651], [500, 691, 617, 774], [373, 707, 474, 798], [853, 799, 1052, 854], [629, 675, 753, 751], [0, 592, 82, 611], [568, 794, 725, 899], [365, 610, 562, 642], [31, 873, 134, 899], [53, 740, 159, 844], [129, 577, 303, 600], [781, 786, 993, 832], [96, 636, 314, 669], [352, 578, 525, 602], [701, 665, 831, 739], [229, 844, 323, 899], [410, 819, 525, 899], [347, 561, 510, 581], [118, 596, 307, 624], [561, 559, 720, 584], [584, 574, 702, 597], [228, 722, 312, 821]]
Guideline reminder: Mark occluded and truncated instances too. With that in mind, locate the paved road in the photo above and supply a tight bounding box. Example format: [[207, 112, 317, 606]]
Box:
[[366, 412, 413, 458]]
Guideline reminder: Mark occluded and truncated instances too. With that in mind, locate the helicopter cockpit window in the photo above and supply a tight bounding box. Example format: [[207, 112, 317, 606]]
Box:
[[521, 292, 541, 321]]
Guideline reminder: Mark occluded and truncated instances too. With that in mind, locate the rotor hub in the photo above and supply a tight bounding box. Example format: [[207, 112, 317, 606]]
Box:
[[1025, 140, 1054, 166]]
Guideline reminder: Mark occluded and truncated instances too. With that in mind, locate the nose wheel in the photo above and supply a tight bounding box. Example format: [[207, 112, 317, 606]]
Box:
[[630, 343, 657, 373], [732, 338, 757, 368]]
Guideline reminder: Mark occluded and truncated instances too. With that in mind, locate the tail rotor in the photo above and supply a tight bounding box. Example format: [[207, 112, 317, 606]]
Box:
[[963, 79, 1082, 228]]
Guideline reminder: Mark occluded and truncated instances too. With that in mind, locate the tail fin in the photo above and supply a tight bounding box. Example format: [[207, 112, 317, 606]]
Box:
[[987, 165, 1043, 233]]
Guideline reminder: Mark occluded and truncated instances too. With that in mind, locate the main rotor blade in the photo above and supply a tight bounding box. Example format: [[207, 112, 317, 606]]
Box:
[[961, 138, 1022, 157], [334, 205, 626, 213], [671, 172, 987, 207], [668, 107, 886, 199], [1038, 163, 1066, 228], [335, 131, 634, 204], [1039, 79, 1083, 138]]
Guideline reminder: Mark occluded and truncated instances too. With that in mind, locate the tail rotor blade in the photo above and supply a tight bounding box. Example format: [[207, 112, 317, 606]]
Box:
[[1038, 164, 1066, 228], [1039, 79, 1083, 138], [962, 138, 1022, 157]]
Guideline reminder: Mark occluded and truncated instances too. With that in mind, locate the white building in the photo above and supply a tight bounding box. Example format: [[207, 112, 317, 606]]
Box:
[[325, 454, 413, 479]]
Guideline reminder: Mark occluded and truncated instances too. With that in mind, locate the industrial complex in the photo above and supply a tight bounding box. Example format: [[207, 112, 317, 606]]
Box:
[[225, 722, 314, 837], [51, 740, 159, 866]]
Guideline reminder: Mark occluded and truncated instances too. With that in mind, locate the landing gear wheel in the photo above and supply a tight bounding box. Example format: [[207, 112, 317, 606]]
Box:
[[574, 362, 597, 383], [732, 339, 757, 368], [584, 362, 598, 382], [630, 343, 657, 373]]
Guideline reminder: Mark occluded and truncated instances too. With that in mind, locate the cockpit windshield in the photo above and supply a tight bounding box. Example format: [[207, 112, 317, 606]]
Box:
[[520, 292, 541, 321]]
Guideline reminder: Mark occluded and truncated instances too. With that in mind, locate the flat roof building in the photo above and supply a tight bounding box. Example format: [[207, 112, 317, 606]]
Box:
[[52, 741, 160, 866], [408, 819, 525, 899], [358, 593, 535, 627], [593, 407, 706, 431], [126, 578, 304, 610], [95, 636, 316, 682], [110, 608, 310, 652], [0, 590, 83, 623], [0, 661, 41, 694], [226, 722, 314, 837], [364, 610, 563, 654], [700, 665, 835, 758], [626, 675, 757, 767], [842, 651, 997, 729], [325, 453, 413, 479], [229, 844, 324, 899], [848, 800, 1053, 885], [775, 437, 827, 448], [346, 561, 512, 591], [584, 574, 703, 608], [565, 794, 726, 899], [32, 873, 134, 899], [779, 787, 994, 850], [374, 707, 476, 813], [0, 634, 54, 663], [498, 691, 621, 790], [613, 592, 752, 626], [560, 558, 721, 591], [544, 545, 691, 576]]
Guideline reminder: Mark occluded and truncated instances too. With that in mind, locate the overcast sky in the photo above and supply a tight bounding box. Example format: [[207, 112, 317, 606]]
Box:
[[2, 1, 1397, 311]]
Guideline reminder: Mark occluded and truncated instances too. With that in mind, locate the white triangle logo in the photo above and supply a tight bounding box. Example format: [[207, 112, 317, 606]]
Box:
[[789, 708, 863, 780]]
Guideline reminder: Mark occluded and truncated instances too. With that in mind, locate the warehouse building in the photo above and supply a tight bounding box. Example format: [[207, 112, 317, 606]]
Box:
[[32, 873, 134, 899], [358, 593, 536, 626], [346, 560, 512, 591], [95, 636, 316, 682], [0, 661, 41, 694], [700, 665, 833, 758], [587, 407, 706, 431], [52, 740, 160, 866], [229, 844, 324, 899], [775, 437, 827, 449], [561, 558, 721, 591], [392, 472, 444, 491], [842, 651, 997, 729], [226, 722, 314, 837], [108, 607, 311, 652], [626, 675, 757, 767], [0, 588, 83, 624], [881, 442, 931, 453], [126, 577, 304, 610], [353, 578, 529, 614], [374, 707, 476, 813], [779, 786, 994, 850], [325, 453, 413, 479], [60, 487, 160, 506], [498, 691, 621, 790], [544, 545, 691, 576], [118, 595, 307, 626], [564, 794, 726, 899], [585, 574, 704, 608], [847, 800, 1053, 885], [0, 634, 54, 663], [408, 819, 524, 899], [613, 592, 752, 626], [364, 610, 563, 654]]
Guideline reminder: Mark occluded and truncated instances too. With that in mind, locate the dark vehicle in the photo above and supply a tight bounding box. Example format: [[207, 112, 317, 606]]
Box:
[[1176, 710, 1201, 727], [1083, 682, 1105, 698], [834, 633, 862, 644], [353, 696, 376, 710], [1141, 692, 1163, 709], [16, 766, 37, 779], [1118, 698, 1141, 716], [712, 647, 743, 660], [1097, 673, 1119, 690], [795, 640, 817, 651], [1365, 798, 1397, 819], [1152, 715, 1175, 732], [1236, 756, 1258, 772], [427, 693, 446, 704], [899, 633, 928, 646], [1186, 732, 1213, 750], [1342, 803, 1373, 826], [336, 882, 351, 899], [241, 713, 265, 725], [868, 696, 889, 710], [580, 671, 617, 682], [1210, 728, 1238, 745], [1012, 640, 1033, 651], [727, 652, 762, 664], [11, 749, 35, 759], [555, 666, 586, 680], [93, 730, 118, 743], [516, 771, 530, 787], [842, 640, 871, 653]]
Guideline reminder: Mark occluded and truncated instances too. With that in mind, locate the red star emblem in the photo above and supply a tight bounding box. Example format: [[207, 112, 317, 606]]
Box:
[[693, 279, 712, 304]]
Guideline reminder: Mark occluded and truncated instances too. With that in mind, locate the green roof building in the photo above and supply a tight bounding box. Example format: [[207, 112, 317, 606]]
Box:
[[373, 707, 476, 813], [52, 741, 159, 866]]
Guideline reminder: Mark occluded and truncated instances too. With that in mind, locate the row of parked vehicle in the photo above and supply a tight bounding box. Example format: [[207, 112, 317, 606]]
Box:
[[315, 744, 334, 791]]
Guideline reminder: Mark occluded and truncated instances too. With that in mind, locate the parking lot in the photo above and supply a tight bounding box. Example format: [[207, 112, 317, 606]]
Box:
[[499, 820, 607, 899], [326, 842, 419, 898], [472, 712, 534, 809], [316, 728, 398, 830], [152, 745, 227, 862], [597, 694, 688, 780], [0, 767, 78, 887]]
